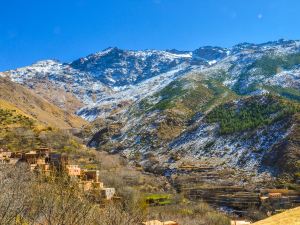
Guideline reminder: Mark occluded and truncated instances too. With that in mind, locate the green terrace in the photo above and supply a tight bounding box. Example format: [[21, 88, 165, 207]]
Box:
[[145, 193, 173, 206]]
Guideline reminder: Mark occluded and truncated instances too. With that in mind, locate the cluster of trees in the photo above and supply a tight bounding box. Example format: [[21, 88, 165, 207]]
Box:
[[0, 164, 145, 225], [0, 126, 82, 153], [252, 53, 300, 77], [265, 86, 300, 102], [233, 53, 300, 95], [152, 80, 187, 111], [0, 163, 231, 225], [0, 106, 84, 153], [206, 95, 299, 135]]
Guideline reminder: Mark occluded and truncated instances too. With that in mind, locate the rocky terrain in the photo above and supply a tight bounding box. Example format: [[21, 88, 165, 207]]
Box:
[[1, 39, 300, 185]]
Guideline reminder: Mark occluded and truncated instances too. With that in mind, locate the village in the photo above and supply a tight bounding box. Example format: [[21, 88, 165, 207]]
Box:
[[0, 147, 116, 201], [0, 147, 299, 225]]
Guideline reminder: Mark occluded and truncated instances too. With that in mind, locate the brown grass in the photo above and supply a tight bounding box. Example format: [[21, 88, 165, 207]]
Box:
[[252, 207, 300, 225], [0, 78, 86, 129]]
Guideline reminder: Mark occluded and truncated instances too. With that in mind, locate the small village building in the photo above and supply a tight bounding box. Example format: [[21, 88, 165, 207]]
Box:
[[66, 165, 81, 177], [101, 188, 116, 200], [37, 158, 47, 165], [0, 148, 117, 202], [24, 151, 38, 165], [49, 152, 68, 171], [78, 180, 105, 192], [36, 147, 50, 156], [268, 193, 282, 199], [7, 158, 20, 165], [0, 151, 12, 163], [0, 151, 12, 159], [82, 169, 100, 182], [260, 196, 269, 202], [37, 163, 51, 176]]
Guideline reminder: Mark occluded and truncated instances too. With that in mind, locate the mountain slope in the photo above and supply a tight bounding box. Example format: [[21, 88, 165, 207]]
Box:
[[0, 47, 227, 120], [252, 207, 300, 225], [3, 39, 300, 122], [0, 78, 86, 129], [1, 39, 300, 182]]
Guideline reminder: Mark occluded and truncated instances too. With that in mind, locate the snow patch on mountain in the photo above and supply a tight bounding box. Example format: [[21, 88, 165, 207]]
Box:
[[2, 39, 300, 121]]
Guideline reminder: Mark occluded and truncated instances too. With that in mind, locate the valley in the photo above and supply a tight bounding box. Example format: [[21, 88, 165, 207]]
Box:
[[1, 39, 300, 224]]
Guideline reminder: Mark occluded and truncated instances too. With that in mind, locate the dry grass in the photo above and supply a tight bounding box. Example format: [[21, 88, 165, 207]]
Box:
[[252, 207, 300, 225], [0, 78, 86, 129]]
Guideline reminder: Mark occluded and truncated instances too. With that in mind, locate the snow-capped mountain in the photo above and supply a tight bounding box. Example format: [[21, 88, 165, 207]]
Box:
[[71, 47, 195, 86], [1, 39, 300, 183], [1, 47, 225, 120], [1, 39, 300, 121]]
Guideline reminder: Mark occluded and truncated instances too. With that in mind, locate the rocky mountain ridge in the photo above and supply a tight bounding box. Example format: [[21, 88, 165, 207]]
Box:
[[1, 39, 300, 183], [2, 39, 300, 120]]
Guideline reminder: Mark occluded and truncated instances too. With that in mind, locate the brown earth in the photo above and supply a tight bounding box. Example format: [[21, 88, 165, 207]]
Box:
[[0, 78, 87, 129]]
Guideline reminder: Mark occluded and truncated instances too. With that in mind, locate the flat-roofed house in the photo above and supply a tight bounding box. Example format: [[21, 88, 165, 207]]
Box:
[[82, 169, 100, 182], [101, 188, 116, 200], [0, 151, 12, 163], [268, 193, 282, 199], [49, 153, 68, 171], [66, 165, 81, 177], [24, 151, 38, 165], [78, 180, 104, 192]]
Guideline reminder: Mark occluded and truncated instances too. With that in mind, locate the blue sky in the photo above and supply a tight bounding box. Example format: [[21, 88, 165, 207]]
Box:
[[1, 0, 299, 71]]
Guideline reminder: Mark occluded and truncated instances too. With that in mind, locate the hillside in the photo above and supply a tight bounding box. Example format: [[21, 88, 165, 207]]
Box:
[[3, 40, 300, 180], [252, 207, 300, 225], [1, 39, 300, 222], [3, 40, 300, 121], [1, 41, 300, 174], [89, 80, 300, 181], [0, 78, 86, 129]]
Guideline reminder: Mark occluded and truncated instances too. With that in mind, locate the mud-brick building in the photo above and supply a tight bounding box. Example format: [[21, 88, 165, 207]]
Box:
[[101, 188, 116, 200], [78, 169, 104, 192], [66, 165, 81, 178], [49, 152, 68, 171], [0, 150, 12, 163], [82, 169, 100, 182]]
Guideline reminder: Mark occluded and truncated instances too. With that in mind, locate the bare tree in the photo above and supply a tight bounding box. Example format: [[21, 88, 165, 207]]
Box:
[[0, 164, 32, 225]]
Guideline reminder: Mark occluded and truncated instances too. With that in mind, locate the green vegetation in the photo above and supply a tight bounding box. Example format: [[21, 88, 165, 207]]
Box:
[[206, 95, 299, 135], [252, 53, 300, 77], [233, 53, 300, 94], [139, 78, 236, 116], [152, 80, 188, 111], [145, 194, 173, 206], [0, 107, 83, 153], [264, 86, 300, 102], [132, 78, 237, 143], [0, 108, 34, 127]]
